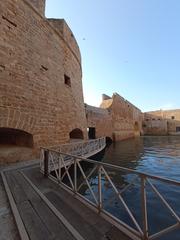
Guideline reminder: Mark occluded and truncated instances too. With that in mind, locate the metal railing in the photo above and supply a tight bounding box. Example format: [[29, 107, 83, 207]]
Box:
[[50, 137, 106, 154], [40, 137, 106, 172], [40, 148, 180, 240]]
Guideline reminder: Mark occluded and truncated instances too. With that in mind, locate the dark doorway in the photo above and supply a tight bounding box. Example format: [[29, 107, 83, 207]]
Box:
[[134, 121, 140, 136], [88, 127, 96, 139], [176, 127, 180, 132], [106, 137, 113, 145], [0, 128, 33, 147], [0, 128, 34, 164], [69, 128, 84, 140]]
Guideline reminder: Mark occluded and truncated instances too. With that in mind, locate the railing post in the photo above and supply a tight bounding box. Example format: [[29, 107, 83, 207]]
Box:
[[141, 175, 148, 240], [74, 158, 77, 194], [81, 143, 83, 156], [58, 157, 61, 183], [98, 166, 102, 213], [40, 148, 43, 169], [44, 150, 49, 178]]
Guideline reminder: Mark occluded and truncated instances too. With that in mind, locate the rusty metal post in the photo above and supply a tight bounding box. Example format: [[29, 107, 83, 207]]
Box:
[[44, 150, 49, 177]]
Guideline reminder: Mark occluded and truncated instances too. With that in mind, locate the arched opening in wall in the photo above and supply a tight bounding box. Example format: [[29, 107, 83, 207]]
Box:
[[106, 137, 113, 145], [134, 122, 140, 137], [69, 128, 84, 142], [87, 127, 96, 139], [0, 128, 33, 147], [0, 128, 34, 164]]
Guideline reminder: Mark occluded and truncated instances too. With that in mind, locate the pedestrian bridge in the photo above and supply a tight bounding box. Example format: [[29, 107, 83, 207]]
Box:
[[1, 137, 180, 240], [40, 137, 106, 172], [39, 141, 180, 240]]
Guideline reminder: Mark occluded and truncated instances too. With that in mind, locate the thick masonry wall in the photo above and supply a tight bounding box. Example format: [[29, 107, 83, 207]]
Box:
[[2, 0, 179, 164], [30, 0, 45, 16], [86, 93, 143, 142], [85, 104, 113, 140], [0, 0, 87, 162], [108, 94, 142, 141], [143, 110, 180, 135]]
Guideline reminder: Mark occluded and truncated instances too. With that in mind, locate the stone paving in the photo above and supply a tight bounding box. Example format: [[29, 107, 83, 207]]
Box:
[[0, 176, 19, 240], [0, 159, 39, 240], [0, 160, 131, 240]]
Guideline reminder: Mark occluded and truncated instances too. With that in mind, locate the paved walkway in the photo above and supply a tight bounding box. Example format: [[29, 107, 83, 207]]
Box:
[[1, 163, 131, 240], [0, 176, 20, 240], [0, 160, 38, 240]]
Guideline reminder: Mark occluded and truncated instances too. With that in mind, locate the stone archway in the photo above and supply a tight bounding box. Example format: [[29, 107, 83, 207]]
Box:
[[0, 128, 34, 164], [106, 136, 113, 144], [0, 128, 34, 147], [69, 128, 84, 141], [88, 127, 96, 139], [134, 121, 140, 137]]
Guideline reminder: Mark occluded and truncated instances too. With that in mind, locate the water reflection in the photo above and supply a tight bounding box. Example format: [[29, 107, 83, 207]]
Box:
[[79, 136, 180, 239], [102, 136, 180, 181], [102, 137, 144, 168]]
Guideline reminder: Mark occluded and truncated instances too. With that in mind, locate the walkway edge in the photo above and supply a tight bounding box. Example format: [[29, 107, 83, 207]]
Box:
[[1, 171, 30, 240], [20, 171, 85, 240]]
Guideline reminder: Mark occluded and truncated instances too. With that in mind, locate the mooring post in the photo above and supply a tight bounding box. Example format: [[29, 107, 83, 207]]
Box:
[[44, 150, 49, 177]]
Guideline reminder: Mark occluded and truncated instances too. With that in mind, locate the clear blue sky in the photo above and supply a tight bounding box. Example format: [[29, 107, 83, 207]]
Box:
[[45, 0, 180, 112]]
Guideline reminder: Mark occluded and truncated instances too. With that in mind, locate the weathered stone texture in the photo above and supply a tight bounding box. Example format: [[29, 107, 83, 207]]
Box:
[[30, 0, 45, 16], [0, 0, 87, 162], [86, 93, 143, 142], [85, 104, 113, 139], [143, 110, 180, 135], [143, 113, 168, 135], [106, 93, 142, 141]]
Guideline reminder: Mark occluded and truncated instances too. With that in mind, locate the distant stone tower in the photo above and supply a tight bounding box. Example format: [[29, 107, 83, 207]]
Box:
[[30, 0, 46, 16]]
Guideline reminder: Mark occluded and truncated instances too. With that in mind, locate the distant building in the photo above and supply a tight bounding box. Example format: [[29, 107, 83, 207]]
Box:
[[85, 93, 143, 142], [143, 110, 180, 135]]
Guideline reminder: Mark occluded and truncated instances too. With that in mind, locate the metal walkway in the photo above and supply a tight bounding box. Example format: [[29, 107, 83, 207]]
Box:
[[1, 165, 130, 240]]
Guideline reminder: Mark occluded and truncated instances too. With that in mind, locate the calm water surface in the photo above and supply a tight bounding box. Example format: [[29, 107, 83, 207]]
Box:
[[81, 136, 180, 240]]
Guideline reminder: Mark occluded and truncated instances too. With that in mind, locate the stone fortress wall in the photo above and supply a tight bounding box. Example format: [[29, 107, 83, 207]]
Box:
[[85, 104, 113, 140], [86, 93, 143, 142], [143, 110, 180, 135], [0, 0, 88, 163], [1, 0, 180, 164]]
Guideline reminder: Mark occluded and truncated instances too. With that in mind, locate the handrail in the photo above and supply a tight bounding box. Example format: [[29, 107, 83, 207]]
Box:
[[40, 137, 106, 173], [40, 148, 180, 240], [40, 137, 106, 176], [50, 137, 106, 150], [40, 147, 180, 186], [53, 137, 106, 147]]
